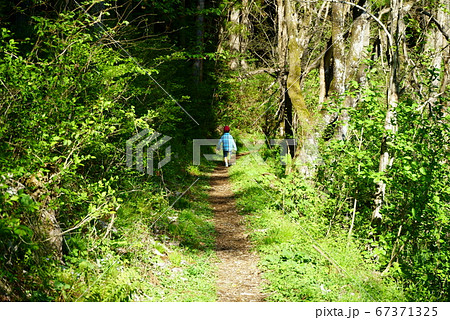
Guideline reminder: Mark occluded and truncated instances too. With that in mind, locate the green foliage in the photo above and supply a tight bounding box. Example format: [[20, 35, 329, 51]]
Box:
[[317, 77, 450, 301], [383, 97, 450, 301], [229, 150, 405, 302], [1, 0, 448, 303], [0, 1, 219, 301], [53, 199, 216, 302], [214, 64, 279, 133], [318, 83, 386, 236]]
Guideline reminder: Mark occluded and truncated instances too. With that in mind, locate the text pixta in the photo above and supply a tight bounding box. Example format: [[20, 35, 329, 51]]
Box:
[[316, 307, 359, 319]]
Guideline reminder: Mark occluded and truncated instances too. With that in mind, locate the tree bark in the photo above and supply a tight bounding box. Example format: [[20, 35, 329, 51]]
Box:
[[193, 0, 205, 82], [330, 2, 347, 97], [240, 0, 250, 69], [338, 0, 371, 140], [283, 0, 316, 175], [25, 174, 63, 262], [373, 0, 404, 220], [424, 1, 450, 100], [227, 0, 250, 70], [276, 0, 288, 138], [229, 4, 241, 70], [285, 0, 310, 136], [438, 1, 450, 97]]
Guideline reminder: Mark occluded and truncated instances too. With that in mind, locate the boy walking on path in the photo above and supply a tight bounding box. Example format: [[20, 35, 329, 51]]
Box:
[[216, 126, 237, 167]]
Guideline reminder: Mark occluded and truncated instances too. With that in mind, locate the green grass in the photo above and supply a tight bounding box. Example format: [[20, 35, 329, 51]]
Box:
[[50, 164, 218, 302], [229, 151, 406, 302]]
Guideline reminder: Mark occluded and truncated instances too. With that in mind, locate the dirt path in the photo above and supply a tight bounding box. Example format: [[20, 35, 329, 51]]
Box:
[[209, 164, 266, 302]]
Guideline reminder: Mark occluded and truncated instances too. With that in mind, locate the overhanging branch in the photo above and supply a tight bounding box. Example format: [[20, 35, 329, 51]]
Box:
[[296, 0, 393, 48], [419, 9, 450, 42], [238, 67, 283, 79]]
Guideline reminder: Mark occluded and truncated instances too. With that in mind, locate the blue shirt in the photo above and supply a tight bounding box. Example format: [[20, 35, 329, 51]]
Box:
[[217, 133, 237, 152]]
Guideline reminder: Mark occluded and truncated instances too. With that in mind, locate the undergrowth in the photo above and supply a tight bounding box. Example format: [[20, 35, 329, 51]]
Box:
[[229, 146, 405, 302], [38, 164, 216, 302]]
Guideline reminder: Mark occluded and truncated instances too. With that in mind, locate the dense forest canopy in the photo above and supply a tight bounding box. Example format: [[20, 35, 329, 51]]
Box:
[[0, 0, 449, 301]]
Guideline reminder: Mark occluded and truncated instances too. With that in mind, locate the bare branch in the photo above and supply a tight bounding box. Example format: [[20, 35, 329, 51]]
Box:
[[418, 9, 450, 42], [296, 0, 393, 47], [238, 67, 282, 78]]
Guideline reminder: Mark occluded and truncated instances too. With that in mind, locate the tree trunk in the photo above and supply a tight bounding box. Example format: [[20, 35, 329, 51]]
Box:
[[240, 0, 250, 70], [283, 0, 315, 174], [330, 2, 347, 98], [439, 1, 450, 97], [193, 0, 205, 82], [229, 5, 241, 70], [322, 1, 348, 141], [25, 174, 63, 261], [276, 0, 288, 138], [285, 0, 309, 136], [373, 0, 403, 220], [227, 0, 250, 70], [425, 1, 450, 100], [338, 0, 371, 140]]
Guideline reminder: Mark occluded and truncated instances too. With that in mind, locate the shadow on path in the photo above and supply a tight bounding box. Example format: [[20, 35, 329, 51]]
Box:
[[210, 163, 266, 302]]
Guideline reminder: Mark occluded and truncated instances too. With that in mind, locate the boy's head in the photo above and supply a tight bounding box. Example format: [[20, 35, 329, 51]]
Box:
[[224, 125, 230, 133]]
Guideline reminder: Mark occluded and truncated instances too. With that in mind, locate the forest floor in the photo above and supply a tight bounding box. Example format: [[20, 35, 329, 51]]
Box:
[[209, 160, 266, 302]]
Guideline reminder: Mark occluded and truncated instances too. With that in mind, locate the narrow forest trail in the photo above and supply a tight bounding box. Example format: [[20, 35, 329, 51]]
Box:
[[209, 162, 266, 302]]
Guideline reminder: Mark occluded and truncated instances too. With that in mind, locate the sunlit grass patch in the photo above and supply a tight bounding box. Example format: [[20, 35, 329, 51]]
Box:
[[48, 166, 217, 302], [229, 150, 405, 302]]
